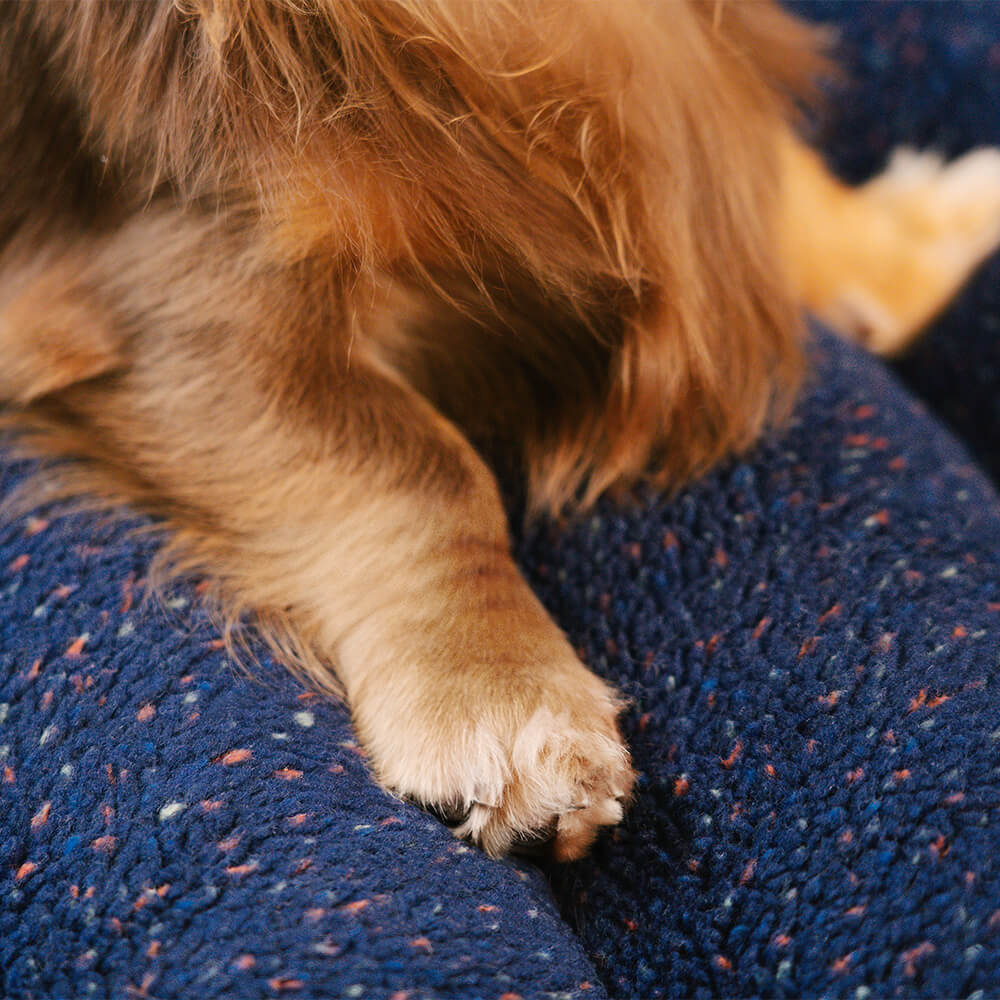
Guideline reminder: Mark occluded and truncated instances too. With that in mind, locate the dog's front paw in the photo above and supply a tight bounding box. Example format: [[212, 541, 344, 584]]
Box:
[[345, 610, 634, 860], [449, 681, 634, 861]]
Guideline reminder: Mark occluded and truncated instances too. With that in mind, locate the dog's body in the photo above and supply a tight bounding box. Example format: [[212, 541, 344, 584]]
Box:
[[2, 1, 999, 859]]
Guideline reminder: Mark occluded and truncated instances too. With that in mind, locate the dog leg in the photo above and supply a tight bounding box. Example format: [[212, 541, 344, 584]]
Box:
[[780, 132, 1000, 355], [1, 212, 634, 860]]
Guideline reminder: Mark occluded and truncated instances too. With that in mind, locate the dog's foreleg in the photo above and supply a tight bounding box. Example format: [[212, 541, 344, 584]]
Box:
[[0, 211, 634, 860]]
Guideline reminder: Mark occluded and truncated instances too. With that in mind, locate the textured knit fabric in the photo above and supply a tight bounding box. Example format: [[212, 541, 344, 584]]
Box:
[[530, 329, 1000, 999], [2, 4, 1000, 1000], [0, 495, 604, 999]]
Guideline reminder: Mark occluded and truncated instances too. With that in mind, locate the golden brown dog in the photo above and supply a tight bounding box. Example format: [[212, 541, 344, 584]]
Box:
[[2, 1, 998, 859]]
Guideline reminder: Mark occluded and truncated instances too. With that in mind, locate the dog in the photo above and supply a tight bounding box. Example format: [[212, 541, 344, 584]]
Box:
[[2, 0, 999, 861]]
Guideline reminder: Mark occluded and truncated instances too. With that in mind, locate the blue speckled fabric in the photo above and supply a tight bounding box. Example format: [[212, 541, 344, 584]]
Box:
[[2, 4, 1000, 999], [529, 329, 1000, 999], [0, 500, 605, 999]]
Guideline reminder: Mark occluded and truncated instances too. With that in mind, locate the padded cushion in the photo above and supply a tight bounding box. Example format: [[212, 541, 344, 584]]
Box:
[[0, 497, 604, 998], [525, 330, 1000, 997]]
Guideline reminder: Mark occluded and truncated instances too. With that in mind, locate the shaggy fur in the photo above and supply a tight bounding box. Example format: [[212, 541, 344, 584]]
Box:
[[1, 1, 996, 858]]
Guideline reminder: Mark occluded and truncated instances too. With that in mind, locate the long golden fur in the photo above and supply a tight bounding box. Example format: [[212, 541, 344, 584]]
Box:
[[2, 1, 998, 858]]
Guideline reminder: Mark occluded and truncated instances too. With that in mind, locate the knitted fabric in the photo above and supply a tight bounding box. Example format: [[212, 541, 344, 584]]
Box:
[[2, 3, 1000, 998], [531, 329, 1000, 999], [0, 496, 601, 999]]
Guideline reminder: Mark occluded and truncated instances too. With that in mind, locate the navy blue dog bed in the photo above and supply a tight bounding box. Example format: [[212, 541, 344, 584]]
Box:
[[2, 4, 1000, 998]]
